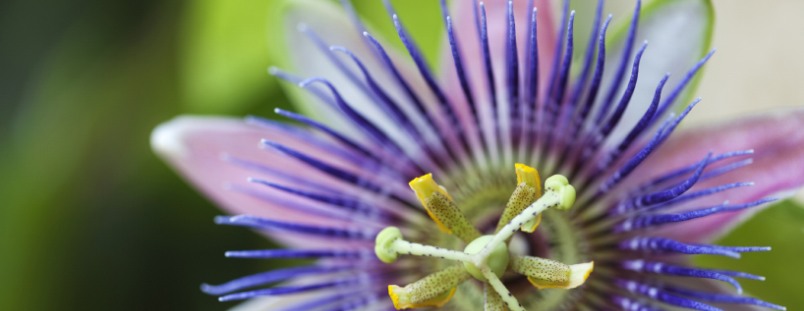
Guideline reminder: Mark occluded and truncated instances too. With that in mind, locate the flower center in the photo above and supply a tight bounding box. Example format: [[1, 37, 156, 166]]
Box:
[[462, 235, 509, 281], [373, 164, 593, 310]]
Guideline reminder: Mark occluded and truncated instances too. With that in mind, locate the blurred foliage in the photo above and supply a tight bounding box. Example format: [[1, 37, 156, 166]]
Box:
[[0, 1, 269, 310], [0, 0, 801, 310], [181, 0, 280, 114], [694, 199, 804, 309]]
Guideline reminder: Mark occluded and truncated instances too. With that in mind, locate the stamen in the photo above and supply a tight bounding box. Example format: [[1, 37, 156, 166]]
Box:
[[375, 171, 584, 310], [496, 163, 542, 232], [409, 174, 481, 242], [511, 256, 594, 289], [387, 265, 469, 309]]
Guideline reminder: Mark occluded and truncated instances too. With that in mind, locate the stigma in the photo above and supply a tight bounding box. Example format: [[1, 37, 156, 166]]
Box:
[[374, 163, 593, 310]]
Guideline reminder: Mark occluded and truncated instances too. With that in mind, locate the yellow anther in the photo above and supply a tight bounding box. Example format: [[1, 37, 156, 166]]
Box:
[[516, 163, 543, 232], [409, 174, 480, 242], [410, 174, 453, 233], [387, 265, 468, 310], [497, 163, 543, 233], [566, 262, 594, 289], [511, 256, 594, 290], [410, 174, 452, 203], [515, 163, 541, 192], [389, 286, 456, 309]]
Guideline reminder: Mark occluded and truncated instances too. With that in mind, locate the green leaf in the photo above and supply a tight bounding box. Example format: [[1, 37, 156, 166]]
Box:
[[180, 0, 280, 113], [693, 200, 804, 309]]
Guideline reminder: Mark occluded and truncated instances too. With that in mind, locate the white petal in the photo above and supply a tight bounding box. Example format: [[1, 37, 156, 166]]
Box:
[[601, 0, 714, 145], [277, 0, 441, 162]]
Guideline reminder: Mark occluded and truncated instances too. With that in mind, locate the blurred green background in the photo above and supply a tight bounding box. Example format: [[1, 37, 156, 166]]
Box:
[[0, 0, 801, 310]]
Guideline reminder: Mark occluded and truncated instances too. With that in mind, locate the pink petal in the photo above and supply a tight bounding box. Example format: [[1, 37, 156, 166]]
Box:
[[151, 116, 414, 247], [631, 109, 804, 243]]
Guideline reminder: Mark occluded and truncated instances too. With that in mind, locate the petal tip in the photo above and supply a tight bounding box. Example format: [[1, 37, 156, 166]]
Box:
[[151, 116, 196, 160], [150, 115, 247, 163]]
